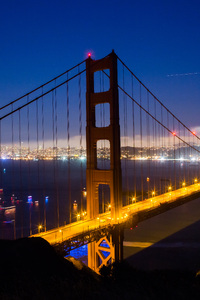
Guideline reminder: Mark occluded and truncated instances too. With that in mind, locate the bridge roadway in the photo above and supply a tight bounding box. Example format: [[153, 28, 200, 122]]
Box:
[[32, 183, 200, 245]]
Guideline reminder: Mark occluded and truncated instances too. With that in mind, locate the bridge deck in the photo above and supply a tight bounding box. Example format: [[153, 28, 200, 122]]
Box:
[[32, 183, 200, 245]]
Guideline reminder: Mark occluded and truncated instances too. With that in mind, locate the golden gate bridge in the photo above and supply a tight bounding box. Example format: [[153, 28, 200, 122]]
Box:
[[0, 51, 200, 272]]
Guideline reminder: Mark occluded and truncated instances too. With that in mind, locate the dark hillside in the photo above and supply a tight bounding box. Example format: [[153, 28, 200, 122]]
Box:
[[0, 238, 200, 299]]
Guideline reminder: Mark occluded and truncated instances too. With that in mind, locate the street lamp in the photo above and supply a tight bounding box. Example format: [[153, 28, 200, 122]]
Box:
[[77, 213, 80, 221], [59, 229, 63, 242], [132, 197, 136, 203], [108, 204, 111, 211], [38, 225, 42, 233]]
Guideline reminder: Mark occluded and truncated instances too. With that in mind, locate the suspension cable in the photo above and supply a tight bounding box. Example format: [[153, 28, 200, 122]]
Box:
[[0, 69, 87, 121], [116, 55, 200, 141], [117, 85, 200, 154], [0, 60, 87, 111]]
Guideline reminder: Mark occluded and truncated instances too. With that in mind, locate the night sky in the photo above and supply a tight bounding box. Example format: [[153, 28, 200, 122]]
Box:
[[0, 0, 200, 133]]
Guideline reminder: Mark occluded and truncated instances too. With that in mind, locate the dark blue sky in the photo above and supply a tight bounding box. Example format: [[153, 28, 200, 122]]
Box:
[[0, 0, 200, 132]]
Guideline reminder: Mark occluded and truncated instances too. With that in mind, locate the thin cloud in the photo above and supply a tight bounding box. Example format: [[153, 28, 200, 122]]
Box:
[[167, 72, 200, 77]]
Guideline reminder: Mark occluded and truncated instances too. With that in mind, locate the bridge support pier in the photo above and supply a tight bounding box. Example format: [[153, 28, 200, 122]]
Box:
[[86, 51, 122, 222], [88, 226, 124, 273]]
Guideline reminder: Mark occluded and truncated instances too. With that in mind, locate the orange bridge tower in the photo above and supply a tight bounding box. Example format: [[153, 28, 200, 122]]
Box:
[[86, 51, 122, 222]]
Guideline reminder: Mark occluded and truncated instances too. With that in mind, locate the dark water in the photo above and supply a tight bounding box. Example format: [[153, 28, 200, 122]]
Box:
[[0, 158, 199, 242], [0, 159, 87, 238]]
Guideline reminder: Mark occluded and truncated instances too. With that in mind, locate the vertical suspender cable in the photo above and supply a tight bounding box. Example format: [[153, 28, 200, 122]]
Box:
[[140, 84, 143, 201], [11, 104, 14, 194], [188, 130, 190, 184], [19, 110, 23, 238], [55, 82, 59, 227], [0, 120, 2, 239], [167, 111, 171, 188], [160, 111, 162, 194], [147, 92, 150, 198], [42, 88, 46, 231], [154, 98, 157, 195], [28, 98, 32, 235], [52, 90, 56, 227], [67, 73, 71, 224], [173, 118, 176, 190], [78, 66, 83, 214], [157, 108, 162, 194], [0, 120, 1, 190], [27, 96, 30, 194], [123, 66, 128, 205], [178, 122, 181, 187], [184, 126, 186, 183], [132, 76, 136, 201], [11, 104, 16, 239]]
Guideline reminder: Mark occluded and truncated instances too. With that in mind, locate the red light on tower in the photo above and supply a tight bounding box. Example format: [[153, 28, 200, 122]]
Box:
[[192, 131, 196, 135], [172, 132, 176, 136], [88, 52, 91, 57]]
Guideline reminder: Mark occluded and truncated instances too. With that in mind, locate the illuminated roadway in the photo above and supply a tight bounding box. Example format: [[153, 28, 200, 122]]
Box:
[[32, 183, 200, 245]]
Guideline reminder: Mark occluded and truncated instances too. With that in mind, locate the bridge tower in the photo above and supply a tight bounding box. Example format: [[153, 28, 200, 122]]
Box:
[[86, 51, 122, 222]]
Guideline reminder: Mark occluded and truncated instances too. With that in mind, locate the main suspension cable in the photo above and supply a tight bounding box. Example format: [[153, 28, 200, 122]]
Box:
[[0, 60, 87, 111], [116, 55, 200, 141]]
